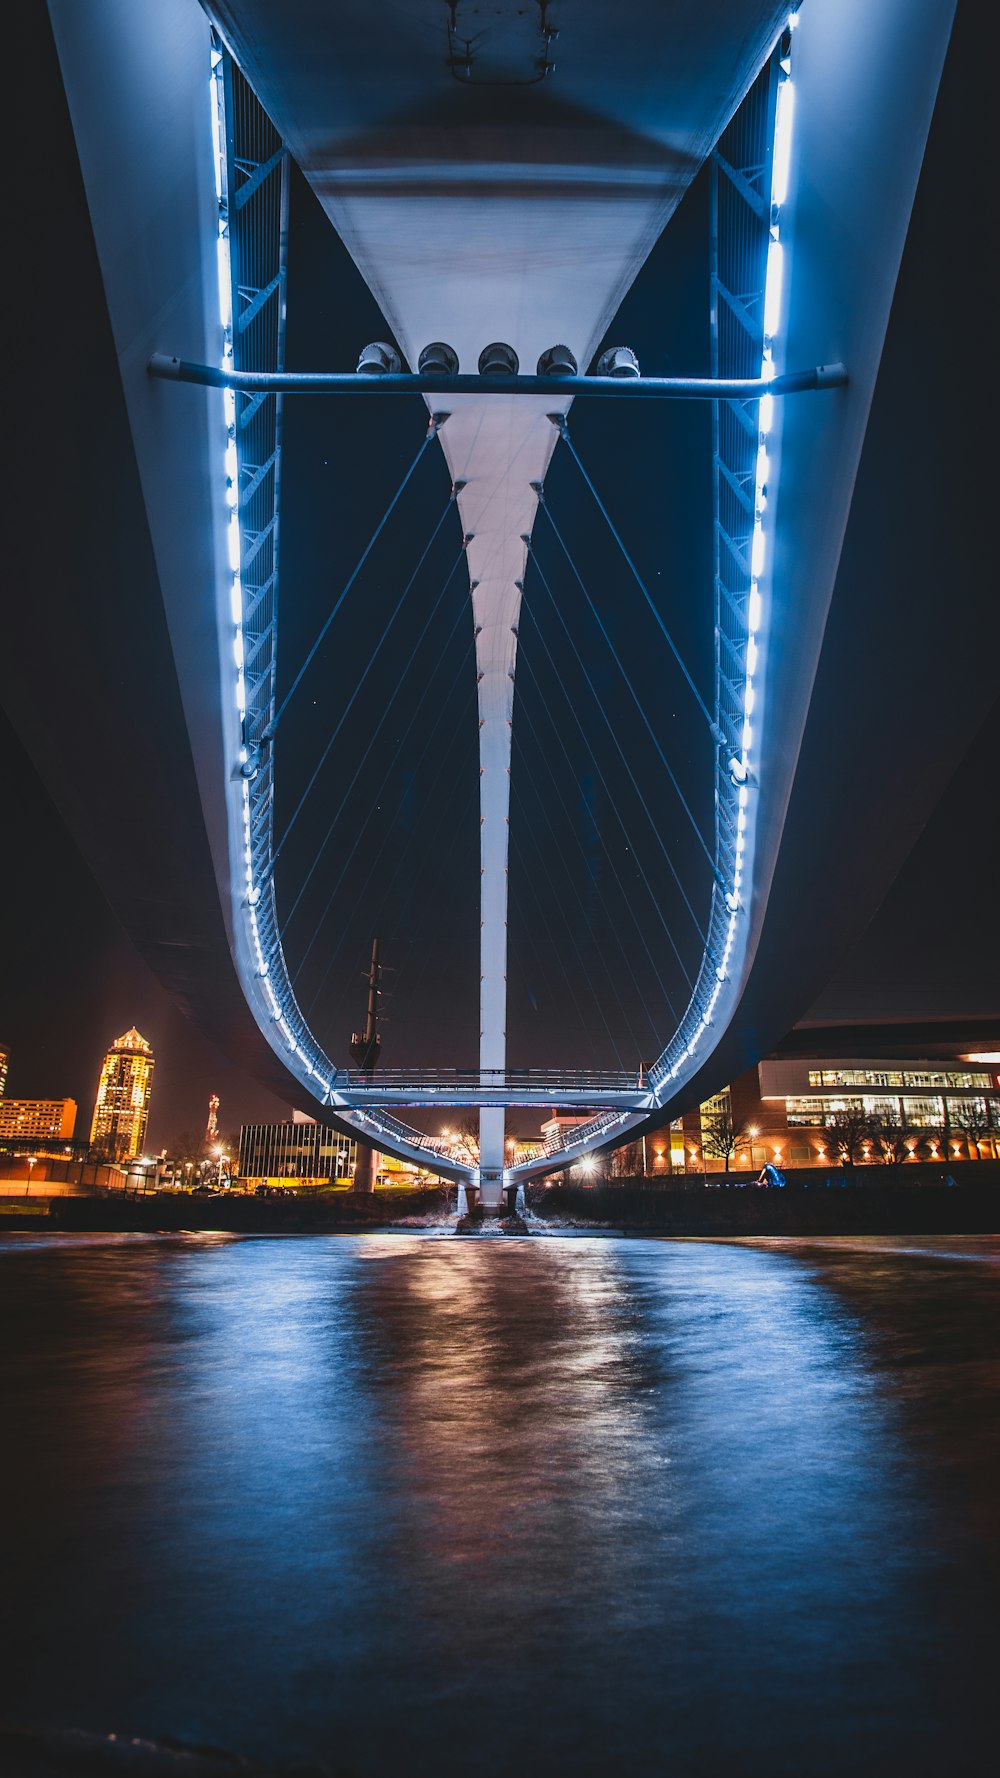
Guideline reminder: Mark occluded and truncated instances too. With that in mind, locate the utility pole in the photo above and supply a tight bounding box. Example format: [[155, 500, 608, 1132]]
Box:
[[349, 937, 382, 1071], [350, 937, 382, 1191]]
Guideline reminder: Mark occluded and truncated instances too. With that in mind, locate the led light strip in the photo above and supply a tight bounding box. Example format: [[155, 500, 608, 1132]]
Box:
[[208, 44, 449, 1160], [642, 15, 798, 1111], [210, 49, 332, 1088]]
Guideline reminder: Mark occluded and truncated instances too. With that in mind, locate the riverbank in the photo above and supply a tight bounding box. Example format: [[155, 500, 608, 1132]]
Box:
[[533, 1176, 1000, 1235], [0, 1168, 996, 1236]]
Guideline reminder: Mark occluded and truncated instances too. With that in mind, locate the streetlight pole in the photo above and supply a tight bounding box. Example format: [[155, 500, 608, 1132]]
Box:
[[25, 1155, 37, 1197]]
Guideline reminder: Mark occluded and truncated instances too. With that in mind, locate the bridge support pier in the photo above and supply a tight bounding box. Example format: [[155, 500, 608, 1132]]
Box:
[[478, 1105, 505, 1211], [353, 1141, 376, 1194]]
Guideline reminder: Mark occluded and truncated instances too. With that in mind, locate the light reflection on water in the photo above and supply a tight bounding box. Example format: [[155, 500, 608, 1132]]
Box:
[[0, 1233, 996, 1776]]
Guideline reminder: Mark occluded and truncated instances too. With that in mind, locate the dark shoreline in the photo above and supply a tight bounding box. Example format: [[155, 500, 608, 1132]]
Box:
[[2, 1171, 997, 1238]]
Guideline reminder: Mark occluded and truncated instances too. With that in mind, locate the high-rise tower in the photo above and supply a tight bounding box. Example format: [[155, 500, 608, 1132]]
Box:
[[205, 1093, 220, 1146], [90, 1027, 154, 1161]]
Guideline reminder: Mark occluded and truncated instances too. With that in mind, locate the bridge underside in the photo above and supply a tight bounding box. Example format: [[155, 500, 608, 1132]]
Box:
[[10, 0, 991, 1192]]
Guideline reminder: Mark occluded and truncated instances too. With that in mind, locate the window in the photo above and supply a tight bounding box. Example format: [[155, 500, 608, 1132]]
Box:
[[862, 1096, 902, 1121], [785, 1095, 863, 1125], [901, 1096, 943, 1128], [701, 1089, 732, 1121], [946, 1095, 987, 1127]]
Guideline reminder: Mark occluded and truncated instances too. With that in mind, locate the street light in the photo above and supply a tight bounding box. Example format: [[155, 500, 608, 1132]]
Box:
[[25, 1155, 37, 1197]]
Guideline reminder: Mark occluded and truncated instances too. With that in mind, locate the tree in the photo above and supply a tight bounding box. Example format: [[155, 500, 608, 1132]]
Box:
[[700, 1107, 750, 1175], [947, 1099, 997, 1160], [822, 1104, 869, 1167], [865, 1105, 916, 1168], [168, 1130, 210, 1167], [446, 1116, 480, 1165]]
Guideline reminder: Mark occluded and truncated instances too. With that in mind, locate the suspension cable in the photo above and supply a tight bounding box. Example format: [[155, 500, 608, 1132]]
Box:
[[274, 495, 457, 855], [508, 827, 628, 1070], [510, 798, 638, 1068], [516, 648, 681, 1023], [267, 424, 440, 735], [528, 545, 707, 947], [360, 771, 481, 1033], [301, 670, 478, 1012], [506, 888, 596, 1066], [535, 505, 717, 877], [551, 416, 716, 732], [512, 691, 671, 1045], [280, 548, 467, 935], [289, 590, 473, 974]]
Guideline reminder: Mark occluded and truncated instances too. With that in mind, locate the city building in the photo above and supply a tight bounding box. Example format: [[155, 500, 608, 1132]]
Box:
[[0, 1043, 8, 1102], [630, 1057, 1000, 1177], [577, 1052, 1000, 1180], [726, 1057, 1000, 1168], [0, 1099, 77, 1144], [239, 1120, 358, 1188], [90, 1027, 155, 1161]]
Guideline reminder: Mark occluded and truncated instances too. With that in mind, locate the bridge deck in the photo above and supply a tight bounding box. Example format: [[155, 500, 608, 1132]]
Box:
[[329, 1069, 650, 1111]]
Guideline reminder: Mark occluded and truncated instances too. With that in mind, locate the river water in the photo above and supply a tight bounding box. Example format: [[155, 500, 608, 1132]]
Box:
[[0, 1231, 997, 1776]]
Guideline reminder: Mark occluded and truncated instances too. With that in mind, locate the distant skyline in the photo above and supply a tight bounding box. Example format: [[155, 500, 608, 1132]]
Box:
[[0, 706, 292, 1148]]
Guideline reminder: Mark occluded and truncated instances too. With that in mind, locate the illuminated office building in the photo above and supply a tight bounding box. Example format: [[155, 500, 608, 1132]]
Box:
[[0, 1042, 8, 1102], [600, 1051, 1000, 1178], [0, 1099, 77, 1144], [239, 1120, 358, 1187], [90, 1027, 155, 1161], [675, 1057, 1000, 1173]]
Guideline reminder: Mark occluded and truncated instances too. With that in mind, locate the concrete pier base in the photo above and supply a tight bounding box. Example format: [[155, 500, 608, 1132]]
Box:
[[353, 1143, 375, 1193], [478, 1105, 506, 1211]]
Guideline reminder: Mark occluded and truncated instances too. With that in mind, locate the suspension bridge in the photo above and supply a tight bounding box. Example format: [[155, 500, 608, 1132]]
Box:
[[14, 0, 979, 1206]]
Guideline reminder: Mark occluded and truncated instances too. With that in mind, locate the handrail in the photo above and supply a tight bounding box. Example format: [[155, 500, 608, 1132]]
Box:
[[336, 1067, 648, 1088]]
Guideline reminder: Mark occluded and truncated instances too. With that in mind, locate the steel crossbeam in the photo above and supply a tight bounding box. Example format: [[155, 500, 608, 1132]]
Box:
[[150, 355, 844, 400], [233, 143, 287, 211]]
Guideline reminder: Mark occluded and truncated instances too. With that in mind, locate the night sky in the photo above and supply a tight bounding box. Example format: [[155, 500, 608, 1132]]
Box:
[[2, 0, 996, 1148]]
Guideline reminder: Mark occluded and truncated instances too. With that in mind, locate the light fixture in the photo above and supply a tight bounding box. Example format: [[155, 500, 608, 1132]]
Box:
[[478, 341, 519, 376], [418, 341, 459, 376], [357, 341, 402, 375], [595, 345, 640, 379], [537, 344, 577, 377]]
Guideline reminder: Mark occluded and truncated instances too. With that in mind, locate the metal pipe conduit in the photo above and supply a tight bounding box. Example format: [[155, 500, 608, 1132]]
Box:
[[149, 353, 847, 400]]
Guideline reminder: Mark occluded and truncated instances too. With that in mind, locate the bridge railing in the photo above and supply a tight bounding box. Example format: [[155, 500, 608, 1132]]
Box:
[[334, 1067, 648, 1093]]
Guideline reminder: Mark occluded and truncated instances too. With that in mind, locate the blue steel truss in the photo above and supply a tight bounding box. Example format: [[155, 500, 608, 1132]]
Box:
[[211, 23, 797, 1178], [212, 37, 445, 1163]]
